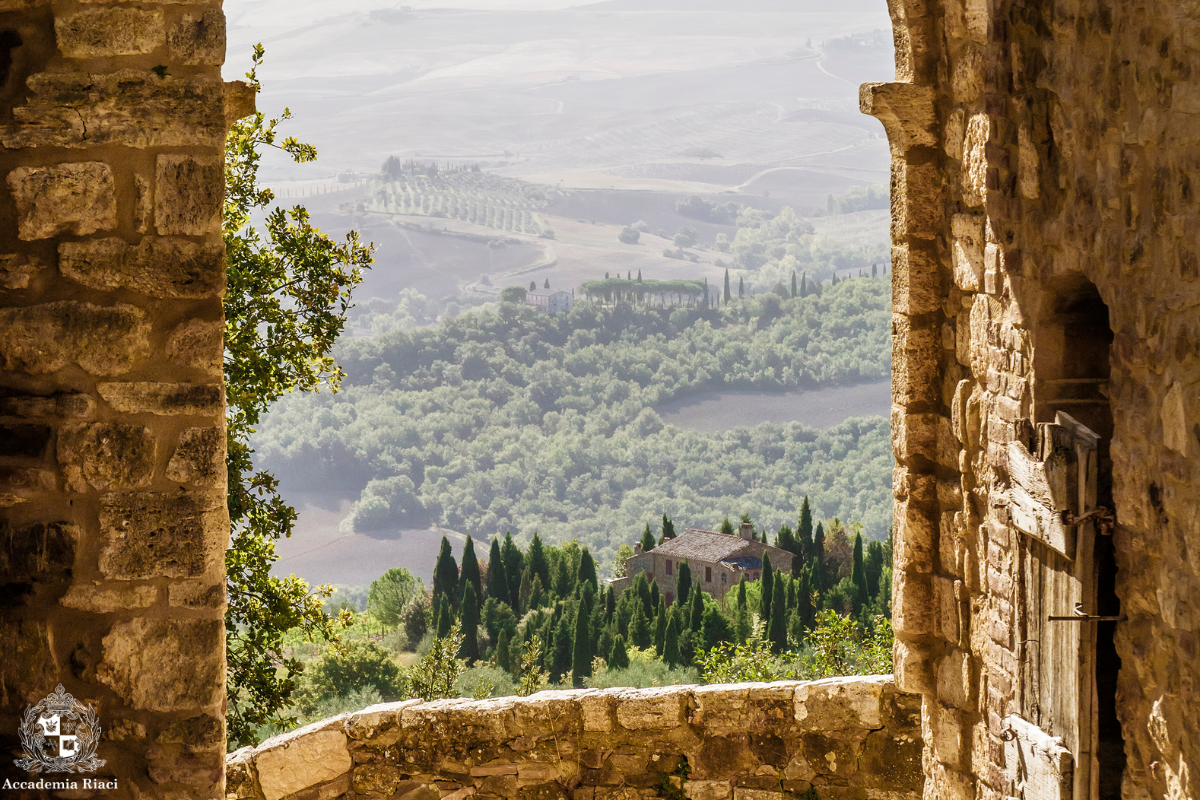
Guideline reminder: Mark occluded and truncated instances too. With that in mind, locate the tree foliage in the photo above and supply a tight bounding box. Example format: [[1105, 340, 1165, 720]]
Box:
[[223, 45, 373, 748]]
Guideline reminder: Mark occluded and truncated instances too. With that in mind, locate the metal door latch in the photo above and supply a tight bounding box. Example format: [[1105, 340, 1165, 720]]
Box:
[[1060, 506, 1115, 535], [1048, 602, 1125, 622]]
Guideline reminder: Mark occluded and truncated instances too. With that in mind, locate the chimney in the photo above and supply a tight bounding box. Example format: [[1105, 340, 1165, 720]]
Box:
[[740, 522, 754, 541], [634, 543, 642, 555]]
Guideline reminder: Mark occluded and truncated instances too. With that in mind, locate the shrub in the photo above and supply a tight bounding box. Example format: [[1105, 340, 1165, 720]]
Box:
[[292, 640, 406, 715], [619, 226, 641, 244]]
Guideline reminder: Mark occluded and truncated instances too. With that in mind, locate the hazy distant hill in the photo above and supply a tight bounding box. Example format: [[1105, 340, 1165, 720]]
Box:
[[582, 0, 882, 11]]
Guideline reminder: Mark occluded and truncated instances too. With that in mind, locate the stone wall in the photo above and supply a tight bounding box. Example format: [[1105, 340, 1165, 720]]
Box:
[[864, 0, 1200, 798], [0, 2, 242, 797], [225, 678, 922, 800]]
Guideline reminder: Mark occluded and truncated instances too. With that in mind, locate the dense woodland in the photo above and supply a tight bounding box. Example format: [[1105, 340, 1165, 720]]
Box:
[[274, 505, 893, 737], [253, 278, 893, 561]]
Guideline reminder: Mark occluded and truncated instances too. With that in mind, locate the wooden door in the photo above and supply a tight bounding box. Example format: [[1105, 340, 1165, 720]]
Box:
[[1009, 412, 1101, 800]]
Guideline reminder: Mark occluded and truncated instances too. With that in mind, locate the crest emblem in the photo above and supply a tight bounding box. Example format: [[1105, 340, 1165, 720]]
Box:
[[14, 684, 106, 773]]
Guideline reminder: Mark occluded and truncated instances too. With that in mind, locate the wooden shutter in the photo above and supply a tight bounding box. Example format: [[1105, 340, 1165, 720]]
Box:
[[1010, 412, 1101, 800]]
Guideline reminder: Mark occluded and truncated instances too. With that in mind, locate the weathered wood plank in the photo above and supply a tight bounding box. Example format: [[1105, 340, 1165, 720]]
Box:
[[1009, 483, 1075, 559], [1004, 714, 1073, 800]]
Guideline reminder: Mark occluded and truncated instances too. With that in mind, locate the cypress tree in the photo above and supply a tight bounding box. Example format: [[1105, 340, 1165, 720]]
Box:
[[436, 595, 453, 638], [501, 532, 523, 608], [637, 269, 642, 281], [550, 616, 573, 684], [797, 568, 815, 630], [654, 600, 667, 655], [776, 523, 796, 555], [528, 532, 549, 587], [661, 514, 676, 539], [486, 538, 508, 603], [604, 585, 616, 623], [519, 566, 534, 613], [689, 587, 704, 631], [814, 522, 826, 566], [529, 576, 544, 611], [701, 604, 734, 650], [760, 553, 774, 624], [736, 576, 748, 611], [577, 548, 598, 594], [572, 598, 592, 686], [738, 276, 744, 297], [791, 270, 797, 298], [649, 579, 660, 612], [432, 536, 459, 610], [800, 272, 808, 298], [460, 536, 481, 610], [676, 560, 692, 609], [496, 628, 512, 673], [787, 576, 796, 610], [809, 556, 823, 604], [723, 268, 731, 302], [459, 582, 480, 662], [865, 541, 884, 598], [720, 517, 734, 535], [797, 496, 814, 565], [851, 532, 870, 614], [553, 557, 572, 598], [768, 576, 787, 653], [663, 615, 682, 666], [544, 278, 550, 289], [609, 634, 630, 670], [640, 523, 656, 553], [630, 602, 652, 649]]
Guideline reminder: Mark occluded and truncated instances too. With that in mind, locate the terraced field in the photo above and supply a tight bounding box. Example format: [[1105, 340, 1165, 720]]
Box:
[[363, 170, 563, 236]]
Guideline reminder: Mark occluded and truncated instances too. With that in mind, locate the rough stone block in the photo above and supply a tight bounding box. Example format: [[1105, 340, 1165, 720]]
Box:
[[59, 237, 224, 298], [0, 468, 57, 506], [166, 426, 226, 485], [794, 675, 889, 731], [167, 318, 224, 376], [892, 245, 943, 316], [684, 780, 732, 800], [0, 302, 150, 376], [891, 316, 941, 407], [168, 580, 227, 610], [0, 253, 48, 289], [255, 728, 352, 800], [156, 154, 223, 235], [98, 491, 226, 579], [98, 382, 223, 415], [0, 393, 95, 420], [951, 214, 985, 291], [937, 649, 974, 709], [615, 686, 688, 730], [60, 583, 157, 613], [7, 162, 116, 240], [98, 618, 223, 711], [57, 422, 156, 491], [56, 8, 164, 57], [892, 570, 935, 636], [4, 71, 225, 150], [169, 9, 225, 65]]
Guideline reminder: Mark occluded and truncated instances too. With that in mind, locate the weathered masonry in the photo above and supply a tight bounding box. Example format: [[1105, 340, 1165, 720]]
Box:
[[862, 0, 1200, 798], [227, 678, 922, 800], [0, 2, 247, 798]]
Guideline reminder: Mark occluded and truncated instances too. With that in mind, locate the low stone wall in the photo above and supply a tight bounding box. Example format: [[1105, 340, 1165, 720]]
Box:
[[226, 676, 922, 800]]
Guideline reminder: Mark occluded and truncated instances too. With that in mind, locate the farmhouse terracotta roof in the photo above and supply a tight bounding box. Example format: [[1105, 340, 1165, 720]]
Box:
[[652, 529, 751, 563]]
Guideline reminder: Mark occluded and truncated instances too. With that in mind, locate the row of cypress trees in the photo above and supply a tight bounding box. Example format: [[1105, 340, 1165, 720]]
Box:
[[424, 499, 890, 685]]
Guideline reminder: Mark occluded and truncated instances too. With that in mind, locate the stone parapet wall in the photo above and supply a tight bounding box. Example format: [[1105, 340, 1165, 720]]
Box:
[[226, 677, 922, 800], [0, 2, 241, 797]]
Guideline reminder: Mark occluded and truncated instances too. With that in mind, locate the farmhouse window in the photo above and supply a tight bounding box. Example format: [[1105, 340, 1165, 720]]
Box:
[[705, 566, 712, 582], [666, 559, 673, 575]]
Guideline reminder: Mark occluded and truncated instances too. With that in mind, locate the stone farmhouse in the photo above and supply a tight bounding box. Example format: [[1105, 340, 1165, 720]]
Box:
[[611, 522, 795, 603], [525, 289, 574, 314], [0, 0, 1198, 798]]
